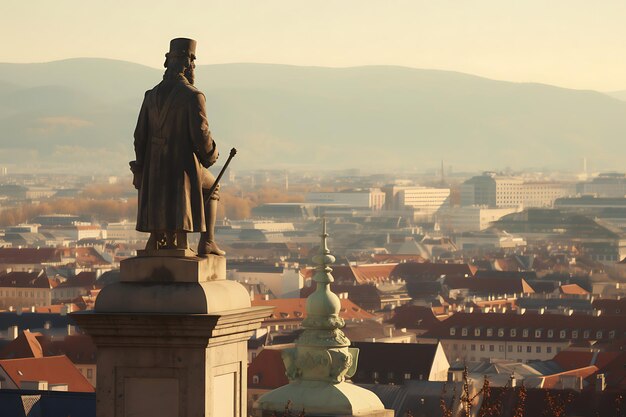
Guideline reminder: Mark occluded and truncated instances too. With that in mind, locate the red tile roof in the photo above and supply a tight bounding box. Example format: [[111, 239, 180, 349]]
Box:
[[251, 298, 375, 322], [444, 276, 534, 294], [0, 270, 53, 289], [0, 355, 94, 392], [55, 271, 97, 289], [0, 330, 44, 359], [552, 350, 621, 371], [541, 365, 599, 389], [0, 248, 63, 264], [393, 262, 477, 279], [387, 305, 443, 330], [559, 284, 589, 295], [422, 311, 626, 343], [73, 247, 110, 266], [371, 254, 427, 263], [301, 261, 476, 284], [248, 347, 289, 389]]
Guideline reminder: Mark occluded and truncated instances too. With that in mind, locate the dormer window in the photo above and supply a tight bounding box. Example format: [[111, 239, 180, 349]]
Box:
[[596, 331, 603, 339], [252, 375, 260, 384], [462, 328, 468, 336], [571, 330, 578, 339], [522, 329, 529, 338], [450, 328, 456, 336], [474, 328, 481, 337], [560, 330, 567, 339], [609, 330, 616, 339], [510, 329, 517, 337], [547, 329, 554, 338], [583, 330, 590, 339], [535, 330, 542, 338], [498, 328, 505, 337], [486, 328, 493, 337]]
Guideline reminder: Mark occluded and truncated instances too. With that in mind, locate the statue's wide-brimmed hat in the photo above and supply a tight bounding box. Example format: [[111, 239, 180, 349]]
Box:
[[167, 38, 197, 59]]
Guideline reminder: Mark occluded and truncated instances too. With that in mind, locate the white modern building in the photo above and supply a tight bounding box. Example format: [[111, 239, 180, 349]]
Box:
[[383, 185, 450, 220], [439, 206, 520, 232], [461, 172, 574, 208], [306, 188, 386, 211]]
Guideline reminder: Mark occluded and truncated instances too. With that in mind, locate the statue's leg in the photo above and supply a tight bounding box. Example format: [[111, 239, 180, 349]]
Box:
[[198, 169, 225, 256], [145, 232, 162, 250]]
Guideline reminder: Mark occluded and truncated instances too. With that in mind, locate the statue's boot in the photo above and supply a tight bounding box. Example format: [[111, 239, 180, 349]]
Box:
[[198, 198, 225, 256]]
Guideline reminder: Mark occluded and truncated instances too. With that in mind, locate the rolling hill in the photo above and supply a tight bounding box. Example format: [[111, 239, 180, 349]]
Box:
[[0, 58, 624, 174]]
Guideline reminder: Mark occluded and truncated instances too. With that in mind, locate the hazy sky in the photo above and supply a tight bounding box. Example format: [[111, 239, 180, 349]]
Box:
[[3, 1, 626, 91]]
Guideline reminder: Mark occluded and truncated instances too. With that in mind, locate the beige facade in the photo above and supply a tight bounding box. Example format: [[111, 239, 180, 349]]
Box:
[[0, 287, 52, 309], [436, 338, 570, 363]]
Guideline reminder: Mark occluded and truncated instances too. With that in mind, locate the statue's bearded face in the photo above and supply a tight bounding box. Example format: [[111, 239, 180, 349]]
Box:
[[184, 60, 196, 85]]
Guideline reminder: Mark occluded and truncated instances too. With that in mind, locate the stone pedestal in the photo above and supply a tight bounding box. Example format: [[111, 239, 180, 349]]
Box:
[[72, 254, 273, 417]]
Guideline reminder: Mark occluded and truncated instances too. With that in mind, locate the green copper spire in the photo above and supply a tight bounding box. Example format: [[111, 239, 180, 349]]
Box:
[[254, 219, 392, 417]]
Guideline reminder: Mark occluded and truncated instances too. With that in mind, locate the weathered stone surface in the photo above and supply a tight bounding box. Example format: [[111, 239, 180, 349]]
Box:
[[254, 380, 394, 417], [120, 253, 225, 283], [73, 308, 273, 417]]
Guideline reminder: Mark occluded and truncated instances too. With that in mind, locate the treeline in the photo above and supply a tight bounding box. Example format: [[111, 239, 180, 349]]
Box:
[[217, 186, 304, 220], [0, 198, 137, 226], [0, 185, 303, 226]]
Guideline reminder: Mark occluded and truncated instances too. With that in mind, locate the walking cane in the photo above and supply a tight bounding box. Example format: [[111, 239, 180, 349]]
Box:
[[207, 148, 237, 197]]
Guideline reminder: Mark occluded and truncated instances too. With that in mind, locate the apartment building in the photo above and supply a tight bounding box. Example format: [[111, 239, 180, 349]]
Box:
[[418, 311, 625, 363], [306, 188, 386, 211], [461, 172, 574, 208]]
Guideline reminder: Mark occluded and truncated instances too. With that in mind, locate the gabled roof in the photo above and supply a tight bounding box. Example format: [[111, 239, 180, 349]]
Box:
[[540, 365, 599, 389], [0, 270, 52, 289], [0, 330, 44, 359], [0, 355, 94, 392], [350, 342, 444, 383], [53, 271, 97, 289], [552, 350, 621, 372]]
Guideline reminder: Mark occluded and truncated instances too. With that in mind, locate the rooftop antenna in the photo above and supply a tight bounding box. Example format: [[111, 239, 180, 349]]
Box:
[[441, 160, 445, 186]]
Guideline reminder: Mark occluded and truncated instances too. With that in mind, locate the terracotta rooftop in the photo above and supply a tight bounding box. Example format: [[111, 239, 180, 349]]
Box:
[[422, 311, 626, 343], [552, 350, 621, 372], [247, 347, 289, 389], [54, 271, 98, 289], [0, 248, 63, 264], [0, 330, 44, 359], [251, 298, 375, 322], [387, 305, 443, 330], [0, 355, 94, 392], [0, 270, 54, 289], [559, 283, 589, 295], [444, 276, 535, 294]]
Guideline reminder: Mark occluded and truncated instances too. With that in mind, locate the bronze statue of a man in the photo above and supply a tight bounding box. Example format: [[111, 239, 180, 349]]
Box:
[[130, 38, 225, 256]]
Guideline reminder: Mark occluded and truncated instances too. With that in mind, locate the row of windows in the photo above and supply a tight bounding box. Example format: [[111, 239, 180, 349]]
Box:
[[450, 327, 615, 340], [0, 290, 49, 298], [448, 343, 560, 355]]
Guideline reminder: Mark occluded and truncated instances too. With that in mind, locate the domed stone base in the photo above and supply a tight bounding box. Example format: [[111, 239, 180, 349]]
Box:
[[255, 380, 393, 417]]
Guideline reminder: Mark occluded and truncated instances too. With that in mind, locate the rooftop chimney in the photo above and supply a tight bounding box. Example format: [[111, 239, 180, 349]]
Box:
[[8, 325, 18, 340]]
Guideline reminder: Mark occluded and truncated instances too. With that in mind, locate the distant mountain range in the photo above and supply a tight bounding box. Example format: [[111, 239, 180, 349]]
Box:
[[0, 58, 625, 175]]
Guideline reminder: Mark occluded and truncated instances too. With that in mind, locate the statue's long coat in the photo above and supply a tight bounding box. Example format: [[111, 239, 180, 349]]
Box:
[[133, 76, 218, 232]]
